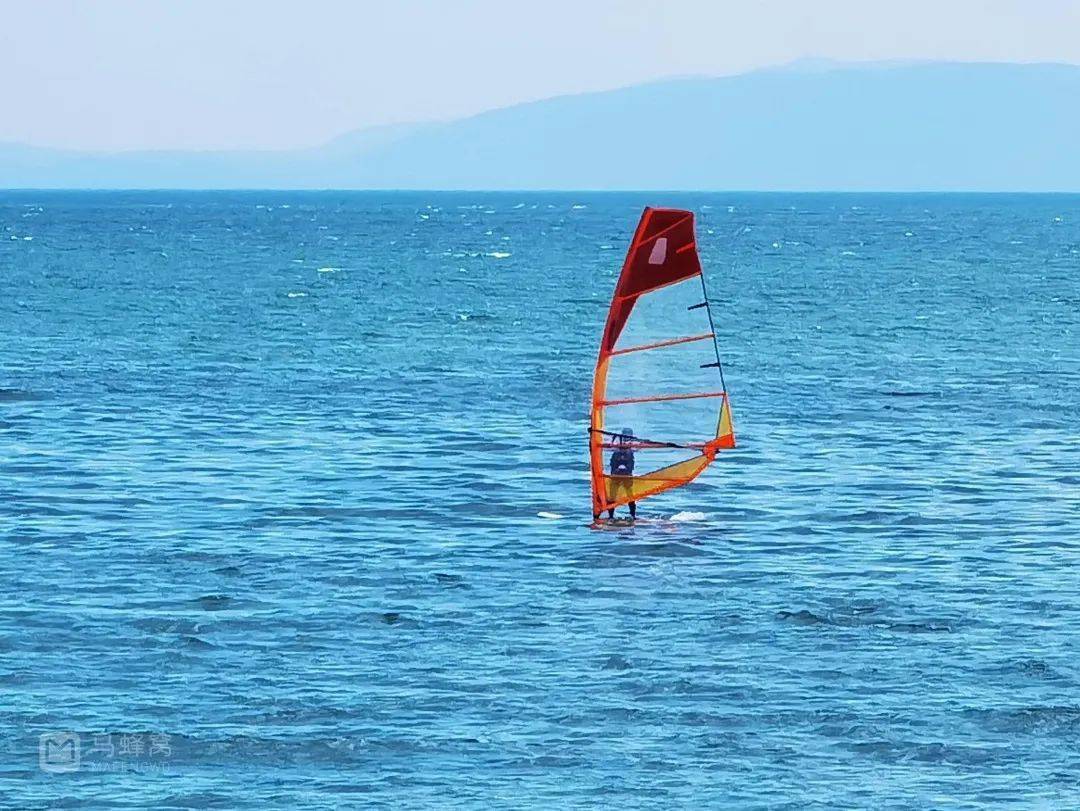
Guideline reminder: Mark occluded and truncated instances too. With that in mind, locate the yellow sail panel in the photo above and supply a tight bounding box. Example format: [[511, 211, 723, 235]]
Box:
[[715, 393, 736, 448], [603, 455, 711, 508]]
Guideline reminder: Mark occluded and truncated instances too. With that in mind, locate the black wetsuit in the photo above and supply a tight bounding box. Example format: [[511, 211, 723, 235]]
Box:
[[608, 447, 637, 519]]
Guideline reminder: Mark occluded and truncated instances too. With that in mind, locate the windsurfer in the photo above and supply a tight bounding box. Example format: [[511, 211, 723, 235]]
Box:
[[608, 427, 637, 519]]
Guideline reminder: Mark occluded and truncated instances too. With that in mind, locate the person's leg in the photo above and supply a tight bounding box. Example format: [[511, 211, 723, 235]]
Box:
[[629, 501, 637, 519], [607, 508, 615, 519]]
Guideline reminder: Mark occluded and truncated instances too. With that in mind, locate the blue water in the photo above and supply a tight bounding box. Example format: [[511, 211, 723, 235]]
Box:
[[2, 191, 1079, 808]]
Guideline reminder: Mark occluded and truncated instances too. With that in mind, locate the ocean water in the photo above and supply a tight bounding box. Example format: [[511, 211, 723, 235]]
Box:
[[1, 191, 1078, 808]]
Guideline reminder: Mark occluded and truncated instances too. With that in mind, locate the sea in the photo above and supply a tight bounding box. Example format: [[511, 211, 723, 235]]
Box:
[[1, 191, 1078, 808]]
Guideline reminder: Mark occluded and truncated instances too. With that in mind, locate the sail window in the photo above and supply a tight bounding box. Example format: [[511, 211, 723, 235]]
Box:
[[648, 237, 668, 265]]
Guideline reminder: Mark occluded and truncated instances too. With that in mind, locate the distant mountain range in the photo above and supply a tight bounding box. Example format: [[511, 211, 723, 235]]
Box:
[[4, 61, 1080, 191]]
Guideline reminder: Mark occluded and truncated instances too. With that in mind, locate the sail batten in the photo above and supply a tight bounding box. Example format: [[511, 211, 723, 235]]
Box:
[[608, 332, 714, 356], [600, 390, 727, 407], [589, 207, 735, 519]]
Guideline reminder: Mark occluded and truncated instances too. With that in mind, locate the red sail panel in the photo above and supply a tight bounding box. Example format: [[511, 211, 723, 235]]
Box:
[[600, 208, 703, 355]]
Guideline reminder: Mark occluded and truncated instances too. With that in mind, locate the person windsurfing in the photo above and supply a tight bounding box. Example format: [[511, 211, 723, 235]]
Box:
[[608, 427, 637, 520]]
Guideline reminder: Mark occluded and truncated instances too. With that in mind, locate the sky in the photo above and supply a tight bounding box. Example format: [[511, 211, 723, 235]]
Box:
[[3, 0, 1080, 152]]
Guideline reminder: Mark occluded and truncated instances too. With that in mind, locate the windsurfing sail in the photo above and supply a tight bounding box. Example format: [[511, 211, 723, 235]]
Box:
[[589, 207, 735, 519]]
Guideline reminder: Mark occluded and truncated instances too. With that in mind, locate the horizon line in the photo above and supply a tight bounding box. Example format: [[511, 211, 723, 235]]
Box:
[[3, 187, 1080, 195]]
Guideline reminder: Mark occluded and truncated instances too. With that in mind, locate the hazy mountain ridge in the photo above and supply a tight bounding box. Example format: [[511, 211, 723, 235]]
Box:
[[3, 61, 1079, 190]]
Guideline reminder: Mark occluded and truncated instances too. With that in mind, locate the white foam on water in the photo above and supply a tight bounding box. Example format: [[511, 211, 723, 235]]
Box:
[[287, 292, 307, 298], [487, 252, 511, 259], [537, 512, 564, 520], [669, 511, 707, 523], [317, 267, 338, 273]]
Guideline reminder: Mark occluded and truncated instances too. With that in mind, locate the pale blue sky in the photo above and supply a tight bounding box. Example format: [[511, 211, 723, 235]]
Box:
[[3, 0, 1079, 151]]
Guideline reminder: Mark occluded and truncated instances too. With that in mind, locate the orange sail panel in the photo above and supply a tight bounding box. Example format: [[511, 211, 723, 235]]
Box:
[[589, 207, 735, 519]]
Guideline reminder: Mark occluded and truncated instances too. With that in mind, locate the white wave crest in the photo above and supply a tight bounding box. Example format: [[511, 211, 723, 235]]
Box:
[[669, 511, 707, 523]]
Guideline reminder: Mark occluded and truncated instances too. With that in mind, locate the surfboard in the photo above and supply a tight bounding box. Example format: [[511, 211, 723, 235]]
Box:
[[591, 517, 638, 530]]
